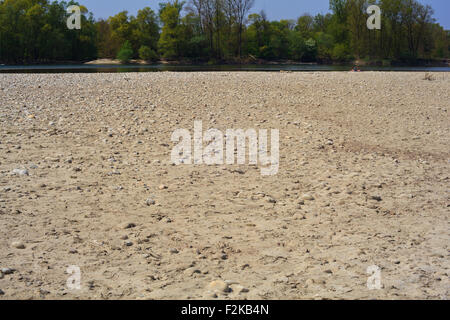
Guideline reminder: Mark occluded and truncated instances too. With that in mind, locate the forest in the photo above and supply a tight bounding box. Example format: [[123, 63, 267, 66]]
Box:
[[0, 0, 448, 64]]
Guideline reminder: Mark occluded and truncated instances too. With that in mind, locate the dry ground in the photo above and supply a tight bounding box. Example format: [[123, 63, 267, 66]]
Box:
[[0, 72, 449, 299]]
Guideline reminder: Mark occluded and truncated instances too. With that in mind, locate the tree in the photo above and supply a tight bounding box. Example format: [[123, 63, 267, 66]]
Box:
[[117, 40, 133, 62], [227, 0, 254, 58], [139, 45, 158, 61], [158, 1, 187, 59]]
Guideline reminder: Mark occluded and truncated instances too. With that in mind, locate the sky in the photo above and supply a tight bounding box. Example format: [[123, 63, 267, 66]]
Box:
[[80, 0, 449, 29]]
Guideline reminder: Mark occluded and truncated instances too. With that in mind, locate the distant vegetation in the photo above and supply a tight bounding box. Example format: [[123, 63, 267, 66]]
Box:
[[0, 0, 448, 64]]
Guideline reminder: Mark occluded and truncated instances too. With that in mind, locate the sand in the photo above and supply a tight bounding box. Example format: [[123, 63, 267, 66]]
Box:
[[0, 72, 448, 300]]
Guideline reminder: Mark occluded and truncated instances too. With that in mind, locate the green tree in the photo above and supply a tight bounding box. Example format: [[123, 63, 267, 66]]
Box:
[[117, 40, 133, 62], [139, 45, 158, 61]]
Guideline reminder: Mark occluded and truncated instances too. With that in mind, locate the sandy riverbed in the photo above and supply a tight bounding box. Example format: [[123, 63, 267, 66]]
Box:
[[0, 72, 448, 299]]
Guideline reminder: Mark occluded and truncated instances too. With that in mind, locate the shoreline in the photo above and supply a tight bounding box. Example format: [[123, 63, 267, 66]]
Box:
[[1, 58, 448, 67]]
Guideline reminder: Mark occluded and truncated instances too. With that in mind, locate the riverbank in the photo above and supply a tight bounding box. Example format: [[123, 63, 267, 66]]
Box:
[[3, 57, 448, 68], [0, 72, 448, 300]]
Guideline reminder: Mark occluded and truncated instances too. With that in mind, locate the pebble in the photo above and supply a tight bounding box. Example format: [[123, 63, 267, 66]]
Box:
[[207, 280, 230, 293], [169, 248, 179, 254], [1, 268, 14, 275], [183, 267, 201, 276], [146, 198, 156, 206], [124, 241, 133, 246], [301, 194, 315, 201], [11, 241, 26, 249], [0, 289, 4, 295], [12, 169, 29, 176], [230, 284, 249, 294], [159, 184, 168, 190], [122, 222, 136, 229], [370, 195, 383, 202]]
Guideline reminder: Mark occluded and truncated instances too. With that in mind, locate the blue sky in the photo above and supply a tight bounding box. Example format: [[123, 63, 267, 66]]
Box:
[[80, 0, 449, 29]]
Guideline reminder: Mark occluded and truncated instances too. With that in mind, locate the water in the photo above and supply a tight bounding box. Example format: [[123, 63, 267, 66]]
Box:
[[0, 63, 449, 73]]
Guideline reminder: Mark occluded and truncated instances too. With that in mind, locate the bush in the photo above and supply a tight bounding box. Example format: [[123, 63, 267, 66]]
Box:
[[139, 45, 158, 62], [332, 43, 349, 62], [117, 41, 133, 63]]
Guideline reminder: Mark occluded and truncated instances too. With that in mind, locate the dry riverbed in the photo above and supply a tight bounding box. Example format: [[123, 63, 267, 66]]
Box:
[[0, 72, 449, 299]]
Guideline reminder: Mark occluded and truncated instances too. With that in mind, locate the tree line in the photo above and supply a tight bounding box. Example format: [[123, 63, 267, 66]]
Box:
[[0, 0, 448, 64]]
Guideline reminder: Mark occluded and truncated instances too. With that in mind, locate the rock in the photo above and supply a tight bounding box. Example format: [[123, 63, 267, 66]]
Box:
[[146, 198, 156, 206], [11, 241, 25, 249], [122, 222, 136, 229], [1, 268, 14, 275], [207, 280, 230, 293], [0, 273, 3, 279], [0, 289, 4, 295], [305, 279, 315, 287], [370, 195, 382, 202], [12, 169, 29, 176], [230, 284, 249, 294], [124, 241, 133, 247], [301, 194, 315, 201], [267, 197, 277, 204], [169, 248, 179, 254], [159, 184, 168, 190], [183, 268, 201, 276]]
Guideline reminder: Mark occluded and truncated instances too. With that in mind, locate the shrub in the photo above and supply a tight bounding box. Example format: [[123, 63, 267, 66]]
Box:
[[139, 45, 158, 62], [117, 41, 133, 63]]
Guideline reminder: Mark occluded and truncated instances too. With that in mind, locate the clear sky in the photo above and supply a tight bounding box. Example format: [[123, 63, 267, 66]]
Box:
[[80, 0, 449, 29]]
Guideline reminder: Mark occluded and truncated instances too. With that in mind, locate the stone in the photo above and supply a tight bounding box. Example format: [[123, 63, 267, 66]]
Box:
[[11, 241, 25, 249], [146, 198, 156, 206], [230, 284, 249, 294], [159, 184, 168, 190], [301, 194, 315, 201], [12, 169, 29, 176], [1, 268, 14, 275], [122, 222, 136, 229], [183, 268, 201, 276], [207, 280, 230, 293]]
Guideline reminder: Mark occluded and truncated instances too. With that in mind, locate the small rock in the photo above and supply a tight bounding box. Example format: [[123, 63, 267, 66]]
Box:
[[370, 195, 382, 202], [301, 194, 315, 201], [184, 268, 201, 276], [1, 268, 14, 275], [159, 184, 168, 190], [231, 284, 249, 294], [305, 279, 315, 287], [146, 198, 156, 206], [11, 241, 25, 249], [122, 222, 136, 229], [169, 248, 179, 254], [207, 280, 230, 293], [124, 241, 133, 247], [0, 289, 4, 295], [12, 169, 29, 176]]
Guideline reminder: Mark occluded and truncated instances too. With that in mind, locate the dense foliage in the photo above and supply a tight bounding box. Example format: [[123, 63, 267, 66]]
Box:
[[0, 0, 448, 64]]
